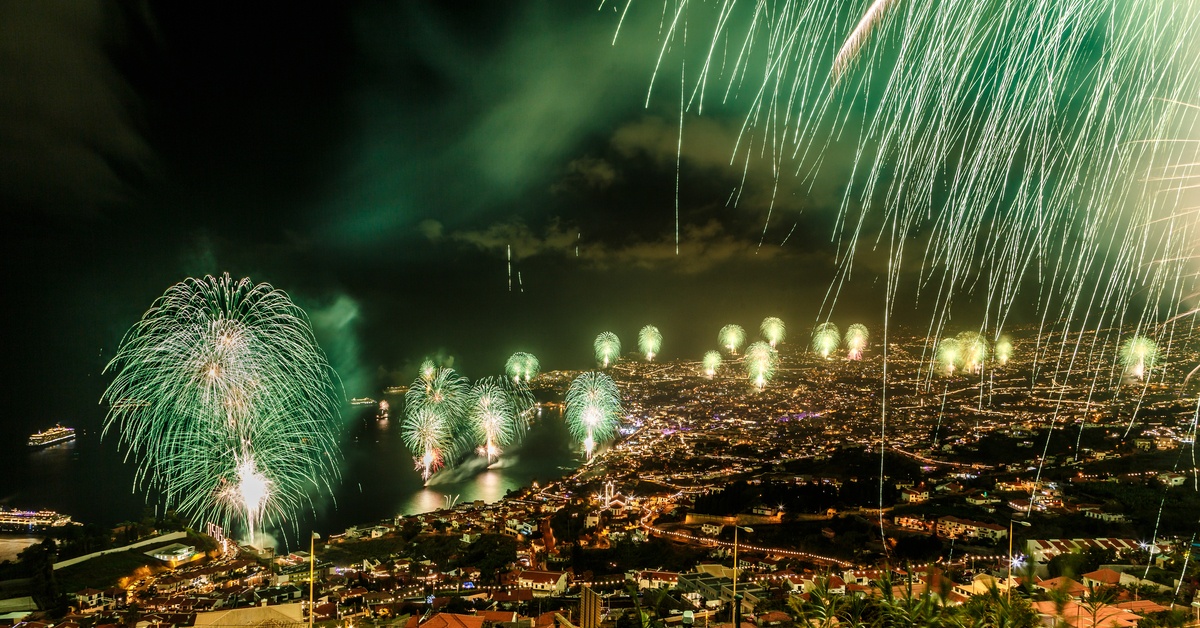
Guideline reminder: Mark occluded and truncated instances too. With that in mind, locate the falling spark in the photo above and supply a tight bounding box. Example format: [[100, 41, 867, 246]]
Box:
[[101, 274, 342, 540]]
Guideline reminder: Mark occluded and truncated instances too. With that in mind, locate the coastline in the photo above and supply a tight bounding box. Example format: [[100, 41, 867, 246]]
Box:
[[0, 534, 42, 563]]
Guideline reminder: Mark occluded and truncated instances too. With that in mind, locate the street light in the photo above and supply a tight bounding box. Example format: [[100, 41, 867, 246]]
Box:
[[310, 531, 320, 628], [1007, 520, 1031, 600], [731, 525, 753, 627]]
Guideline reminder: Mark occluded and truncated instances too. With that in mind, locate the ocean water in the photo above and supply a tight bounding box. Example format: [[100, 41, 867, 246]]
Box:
[[0, 405, 579, 552]]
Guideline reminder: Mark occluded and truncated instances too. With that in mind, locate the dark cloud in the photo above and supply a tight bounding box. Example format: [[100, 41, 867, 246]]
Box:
[[427, 217, 800, 274], [551, 156, 619, 193], [0, 1, 152, 217], [0, 1, 868, 444]]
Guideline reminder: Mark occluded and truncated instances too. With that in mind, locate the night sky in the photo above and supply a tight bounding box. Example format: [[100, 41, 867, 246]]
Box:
[[3, 3, 1020, 439]]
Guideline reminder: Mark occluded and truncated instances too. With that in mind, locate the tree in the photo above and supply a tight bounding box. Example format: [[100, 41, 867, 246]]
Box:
[[1078, 583, 1118, 628], [786, 577, 843, 628], [958, 586, 1040, 628], [22, 539, 60, 613], [1047, 552, 1087, 579]]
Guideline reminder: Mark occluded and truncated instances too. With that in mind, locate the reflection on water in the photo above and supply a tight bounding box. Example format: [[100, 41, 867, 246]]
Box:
[[404, 489, 446, 514], [305, 405, 579, 541], [403, 469, 513, 515], [0, 405, 581, 550], [0, 536, 41, 563]]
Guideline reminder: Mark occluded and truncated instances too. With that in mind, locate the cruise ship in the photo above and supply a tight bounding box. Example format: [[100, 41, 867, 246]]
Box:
[[27, 424, 76, 448], [0, 508, 75, 531]]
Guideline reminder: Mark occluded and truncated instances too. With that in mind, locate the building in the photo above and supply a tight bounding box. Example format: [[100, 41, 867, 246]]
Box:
[[422, 614, 486, 628], [579, 586, 602, 628], [633, 571, 679, 590], [935, 517, 1006, 541], [517, 571, 568, 596], [1157, 472, 1186, 487], [893, 515, 929, 532], [146, 543, 196, 565], [1025, 539, 1171, 566], [1029, 599, 1164, 627]]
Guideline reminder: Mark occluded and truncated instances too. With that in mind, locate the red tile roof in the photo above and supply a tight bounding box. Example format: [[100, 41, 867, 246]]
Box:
[[1081, 568, 1122, 585], [422, 614, 486, 628], [519, 570, 566, 585], [475, 611, 517, 623]]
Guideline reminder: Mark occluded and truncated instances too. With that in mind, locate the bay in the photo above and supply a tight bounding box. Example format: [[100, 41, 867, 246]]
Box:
[[0, 404, 579, 553]]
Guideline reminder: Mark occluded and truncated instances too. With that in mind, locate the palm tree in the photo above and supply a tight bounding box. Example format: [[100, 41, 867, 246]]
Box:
[[1078, 583, 1118, 628], [786, 577, 844, 628], [958, 585, 1040, 628]]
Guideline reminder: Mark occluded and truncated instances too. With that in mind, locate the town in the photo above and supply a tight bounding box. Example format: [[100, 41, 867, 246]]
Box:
[[2, 329, 1198, 628]]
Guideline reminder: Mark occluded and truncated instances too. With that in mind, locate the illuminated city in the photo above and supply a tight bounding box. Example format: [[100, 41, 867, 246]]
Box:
[[1, 3, 1197, 628]]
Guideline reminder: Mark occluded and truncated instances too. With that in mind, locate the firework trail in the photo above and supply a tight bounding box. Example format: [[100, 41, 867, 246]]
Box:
[[565, 372, 623, 458], [760, 317, 786, 348], [719, 324, 746, 354], [844, 324, 869, 360], [502, 376, 538, 422], [404, 367, 468, 480], [702, 350, 723, 377], [956, 331, 990, 375], [935, 337, 961, 376], [622, 1, 1200, 391], [402, 407, 453, 482], [745, 341, 779, 389], [419, 359, 436, 383], [406, 366, 469, 419], [505, 352, 540, 384], [620, 0, 1200, 559], [812, 322, 841, 359], [594, 332, 622, 367], [629, 0, 1198, 326], [638, 325, 663, 361], [930, 382, 949, 449], [995, 336, 1013, 366], [101, 274, 342, 541], [1121, 335, 1160, 381], [467, 377, 521, 463]]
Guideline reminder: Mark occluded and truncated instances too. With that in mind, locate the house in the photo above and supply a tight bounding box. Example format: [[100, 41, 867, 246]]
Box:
[[678, 572, 731, 601], [421, 614, 486, 628], [900, 488, 929, 503], [1030, 599, 1153, 627], [935, 516, 1006, 541], [893, 515, 929, 532], [757, 556, 783, 572], [517, 571, 568, 596], [1025, 538, 1171, 565], [73, 589, 107, 611], [701, 523, 723, 536], [474, 611, 517, 624], [1033, 577, 1086, 598], [964, 493, 1000, 506], [1079, 508, 1128, 523], [147, 544, 197, 564], [1079, 568, 1157, 591], [785, 575, 845, 596], [1157, 472, 1186, 487], [634, 571, 679, 590], [953, 574, 1019, 597], [935, 481, 965, 494], [842, 570, 886, 587]]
